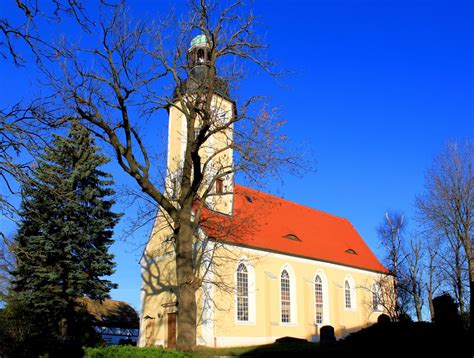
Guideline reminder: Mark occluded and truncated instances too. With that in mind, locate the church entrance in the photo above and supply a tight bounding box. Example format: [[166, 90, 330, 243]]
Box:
[[167, 312, 177, 348]]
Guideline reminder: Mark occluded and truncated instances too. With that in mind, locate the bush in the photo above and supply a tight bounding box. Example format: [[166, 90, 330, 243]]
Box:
[[84, 346, 192, 358]]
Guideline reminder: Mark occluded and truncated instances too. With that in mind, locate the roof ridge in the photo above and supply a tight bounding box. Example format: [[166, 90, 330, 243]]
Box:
[[235, 184, 349, 222], [79, 296, 132, 306]]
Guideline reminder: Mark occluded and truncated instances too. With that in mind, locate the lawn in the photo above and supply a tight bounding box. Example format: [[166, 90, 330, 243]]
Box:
[[194, 341, 328, 357]]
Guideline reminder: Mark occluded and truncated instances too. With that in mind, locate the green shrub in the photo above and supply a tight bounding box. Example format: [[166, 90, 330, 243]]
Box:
[[84, 345, 192, 358]]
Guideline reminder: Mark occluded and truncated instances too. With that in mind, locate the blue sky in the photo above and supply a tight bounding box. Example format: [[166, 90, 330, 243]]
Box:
[[1, 0, 473, 313]]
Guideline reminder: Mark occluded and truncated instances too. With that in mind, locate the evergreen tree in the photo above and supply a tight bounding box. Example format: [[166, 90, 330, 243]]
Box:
[[10, 122, 121, 353]]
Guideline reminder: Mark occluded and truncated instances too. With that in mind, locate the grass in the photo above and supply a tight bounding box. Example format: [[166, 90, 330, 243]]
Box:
[[84, 345, 193, 358], [84, 341, 332, 357], [194, 341, 323, 357], [82, 343, 322, 358], [194, 345, 260, 356]]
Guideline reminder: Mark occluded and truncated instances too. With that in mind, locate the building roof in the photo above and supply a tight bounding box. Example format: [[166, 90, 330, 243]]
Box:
[[77, 297, 139, 329], [202, 185, 387, 273]]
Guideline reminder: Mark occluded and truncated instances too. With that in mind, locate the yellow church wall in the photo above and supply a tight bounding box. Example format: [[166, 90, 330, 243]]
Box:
[[198, 243, 384, 347], [138, 213, 178, 347], [139, 227, 384, 348]]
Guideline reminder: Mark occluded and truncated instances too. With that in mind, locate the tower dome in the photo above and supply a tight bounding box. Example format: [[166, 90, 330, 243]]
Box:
[[189, 34, 209, 50]]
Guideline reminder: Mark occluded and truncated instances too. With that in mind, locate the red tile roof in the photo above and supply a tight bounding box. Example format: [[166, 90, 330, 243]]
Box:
[[201, 185, 387, 273]]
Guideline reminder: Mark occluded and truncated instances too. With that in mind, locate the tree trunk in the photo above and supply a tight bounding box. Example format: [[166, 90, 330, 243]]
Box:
[[175, 212, 197, 352], [454, 255, 465, 318], [414, 291, 422, 322], [426, 283, 435, 322], [468, 260, 474, 338], [176, 279, 197, 351]]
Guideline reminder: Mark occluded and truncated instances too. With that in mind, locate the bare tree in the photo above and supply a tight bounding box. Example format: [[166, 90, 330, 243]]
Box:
[[436, 230, 469, 320], [405, 238, 424, 321], [0, 105, 64, 230], [0, 233, 15, 300], [0, 0, 111, 66], [377, 211, 410, 320], [416, 141, 473, 331], [424, 238, 441, 321], [27, 1, 302, 351], [0, 0, 110, 242]]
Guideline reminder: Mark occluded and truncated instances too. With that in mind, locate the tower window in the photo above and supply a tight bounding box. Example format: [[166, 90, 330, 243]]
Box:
[[194, 126, 201, 141], [215, 178, 224, 194], [197, 49, 205, 63]]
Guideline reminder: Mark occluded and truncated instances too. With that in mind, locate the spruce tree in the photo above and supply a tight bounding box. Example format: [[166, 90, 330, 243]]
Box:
[[11, 122, 121, 350]]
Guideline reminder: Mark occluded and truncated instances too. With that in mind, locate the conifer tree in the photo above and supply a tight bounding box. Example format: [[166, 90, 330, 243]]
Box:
[[11, 122, 121, 346]]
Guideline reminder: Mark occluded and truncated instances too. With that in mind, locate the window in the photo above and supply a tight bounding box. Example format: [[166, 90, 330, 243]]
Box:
[[281, 270, 291, 323], [236, 263, 249, 321], [215, 178, 224, 194], [345, 280, 352, 309], [283, 234, 301, 242], [235, 258, 256, 324], [170, 178, 178, 200], [216, 109, 227, 124], [194, 126, 201, 141], [373, 284, 380, 311], [315, 275, 323, 325], [197, 49, 205, 63]]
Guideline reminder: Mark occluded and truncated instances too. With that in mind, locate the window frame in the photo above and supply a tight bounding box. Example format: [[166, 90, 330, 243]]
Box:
[[215, 178, 224, 194], [234, 258, 256, 325], [279, 265, 297, 325], [343, 275, 356, 311], [280, 269, 291, 323], [372, 284, 381, 312], [314, 275, 324, 325], [344, 280, 352, 309], [236, 263, 249, 322]]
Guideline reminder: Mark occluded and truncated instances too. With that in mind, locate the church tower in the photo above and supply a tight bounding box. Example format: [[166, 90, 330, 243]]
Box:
[[166, 35, 235, 215]]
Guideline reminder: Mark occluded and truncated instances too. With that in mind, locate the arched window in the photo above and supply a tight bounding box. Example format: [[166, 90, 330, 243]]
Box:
[[315, 275, 323, 324], [281, 270, 291, 323], [236, 263, 248, 321], [372, 284, 380, 311], [197, 48, 205, 63], [345, 280, 352, 309]]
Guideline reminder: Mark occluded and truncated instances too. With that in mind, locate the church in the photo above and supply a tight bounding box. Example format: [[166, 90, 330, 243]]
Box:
[[138, 35, 387, 348]]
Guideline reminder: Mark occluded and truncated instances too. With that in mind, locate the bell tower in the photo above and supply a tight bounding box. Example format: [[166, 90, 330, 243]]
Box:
[[188, 34, 211, 69], [166, 34, 235, 215]]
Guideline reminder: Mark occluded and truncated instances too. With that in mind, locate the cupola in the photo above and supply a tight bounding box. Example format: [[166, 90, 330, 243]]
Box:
[[188, 34, 211, 69], [174, 34, 229, 100]]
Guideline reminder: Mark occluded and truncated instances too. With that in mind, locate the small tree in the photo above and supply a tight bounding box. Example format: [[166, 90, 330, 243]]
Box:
[[10, 122, 121, 353], [376, 211, 410, 320]]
